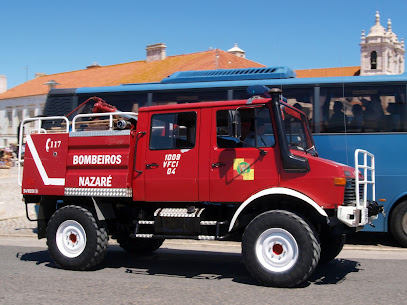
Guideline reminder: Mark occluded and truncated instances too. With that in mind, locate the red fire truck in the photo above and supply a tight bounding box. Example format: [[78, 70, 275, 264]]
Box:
[[18, 87, 381, 287]]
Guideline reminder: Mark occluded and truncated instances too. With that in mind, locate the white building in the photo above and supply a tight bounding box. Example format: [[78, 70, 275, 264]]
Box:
[[360, 11, 405, 76], [0, 75, 6, 94], [0, 95, 46, 148]]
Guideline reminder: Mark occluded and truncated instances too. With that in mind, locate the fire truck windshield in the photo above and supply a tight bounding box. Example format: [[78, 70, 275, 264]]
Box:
[[281, 103, 316, 155]]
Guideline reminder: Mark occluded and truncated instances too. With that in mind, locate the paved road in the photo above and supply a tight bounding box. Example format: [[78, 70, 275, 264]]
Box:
[[1, 236, 407, 305], [2, 167, 407, 303]]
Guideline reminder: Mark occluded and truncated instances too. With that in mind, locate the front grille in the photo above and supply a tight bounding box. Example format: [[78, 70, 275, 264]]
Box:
[[344, 178, 363, 205]]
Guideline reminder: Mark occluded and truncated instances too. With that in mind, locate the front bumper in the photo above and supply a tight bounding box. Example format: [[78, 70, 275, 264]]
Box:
[[337, 200, 383, 228], [337, 149, 383, 229]]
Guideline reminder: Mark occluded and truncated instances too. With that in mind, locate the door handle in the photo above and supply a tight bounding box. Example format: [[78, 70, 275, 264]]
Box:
[[212, 162, 225, 168], [146, 163, 159, 169]]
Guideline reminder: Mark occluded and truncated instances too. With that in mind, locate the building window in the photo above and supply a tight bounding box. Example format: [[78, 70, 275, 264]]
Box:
[[7, 111, 13, 127], [17, 110, 23, 124], [371, 51, 377, 69], [29, 110, 35, 127]]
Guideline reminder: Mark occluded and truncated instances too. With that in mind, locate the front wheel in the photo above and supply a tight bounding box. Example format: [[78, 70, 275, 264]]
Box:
[[390, 201, 407, 247], [46, 205, 109, 270], [319, 233, 346, 264], [242, 210, 320, 287]]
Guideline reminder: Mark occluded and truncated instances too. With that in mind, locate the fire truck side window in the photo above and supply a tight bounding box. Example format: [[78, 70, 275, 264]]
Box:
[[149, 112, 197, 150], [216, 110, 240, 148], [216, 108, 274, 148]]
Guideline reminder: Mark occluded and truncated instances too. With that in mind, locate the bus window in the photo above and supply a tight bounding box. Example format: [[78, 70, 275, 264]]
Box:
[[319, 85, 407, 133], [233, 87, 315, 131], [280, 88, 314, 130], [77, 93, 148, 114], [152, 90, 228, 105]]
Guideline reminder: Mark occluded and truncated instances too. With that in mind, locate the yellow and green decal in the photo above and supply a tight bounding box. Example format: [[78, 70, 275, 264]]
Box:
[[233, 158, 254, 180]]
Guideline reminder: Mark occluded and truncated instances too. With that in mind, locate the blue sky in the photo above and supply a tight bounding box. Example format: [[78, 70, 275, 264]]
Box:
[[1, 0, 406, 89]]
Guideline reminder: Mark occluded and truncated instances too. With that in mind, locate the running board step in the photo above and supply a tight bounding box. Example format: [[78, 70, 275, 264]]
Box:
[[134, 207, 229, 238], [136, 220, 218, 226], [133, 234, 217, 240]]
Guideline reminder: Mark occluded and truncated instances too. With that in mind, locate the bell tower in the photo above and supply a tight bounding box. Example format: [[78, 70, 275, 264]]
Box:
[[360, 11, 405, 75]]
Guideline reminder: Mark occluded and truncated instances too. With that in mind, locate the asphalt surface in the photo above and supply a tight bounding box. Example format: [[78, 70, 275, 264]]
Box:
[[1, 166, 406, 255]]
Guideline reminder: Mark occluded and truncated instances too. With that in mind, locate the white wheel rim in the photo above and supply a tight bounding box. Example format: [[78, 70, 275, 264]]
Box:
[[56, 220, 87, 258], [255, 228, 299, 272], [402, 212, 407, 235]]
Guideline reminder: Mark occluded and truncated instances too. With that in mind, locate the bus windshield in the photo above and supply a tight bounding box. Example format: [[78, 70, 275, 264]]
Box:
[[281, 103, 316, 155]]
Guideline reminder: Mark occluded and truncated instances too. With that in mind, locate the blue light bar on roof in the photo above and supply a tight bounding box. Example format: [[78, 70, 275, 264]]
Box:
[[247, 85, 271, 98], [161, 66, 296, 84]]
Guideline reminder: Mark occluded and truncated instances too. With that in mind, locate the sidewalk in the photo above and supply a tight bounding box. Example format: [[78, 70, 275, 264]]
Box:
[[0, 166, 37, 237]]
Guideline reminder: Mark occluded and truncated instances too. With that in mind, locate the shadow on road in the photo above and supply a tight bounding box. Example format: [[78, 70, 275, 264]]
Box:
[[309, 259, 361, 285], [345, 231, 401, 247], [17, 244, 362, 288]]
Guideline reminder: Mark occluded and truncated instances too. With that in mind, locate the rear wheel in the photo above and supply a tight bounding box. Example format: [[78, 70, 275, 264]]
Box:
[[46, 205, 108, 270], [117, 233, 164, 254], [390, 201, 407, 247], [242, 210, 320, 287]]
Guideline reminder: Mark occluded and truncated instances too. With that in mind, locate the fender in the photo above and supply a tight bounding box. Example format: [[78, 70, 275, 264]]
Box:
[[91, 197, 116, 221], [228, 187, 328, 232]]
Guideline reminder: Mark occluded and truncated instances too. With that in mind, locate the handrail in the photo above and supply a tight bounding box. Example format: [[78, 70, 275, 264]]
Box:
[[71, 112, 138, 132], [354, 149, 375, 210]]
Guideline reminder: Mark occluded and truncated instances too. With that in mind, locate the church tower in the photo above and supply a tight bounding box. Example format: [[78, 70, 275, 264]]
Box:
[[360, 11, 405, 75], [228, 43, 245, 58]]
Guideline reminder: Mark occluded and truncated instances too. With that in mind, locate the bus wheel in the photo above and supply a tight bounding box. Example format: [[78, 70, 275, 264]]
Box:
[[46, 205, 108, 270], [242, 210, 320, 287], [390, 201, 407, 247]]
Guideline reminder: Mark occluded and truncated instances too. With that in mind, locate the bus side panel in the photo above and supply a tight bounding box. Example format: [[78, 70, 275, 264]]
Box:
[[314, 133, 407, 232]]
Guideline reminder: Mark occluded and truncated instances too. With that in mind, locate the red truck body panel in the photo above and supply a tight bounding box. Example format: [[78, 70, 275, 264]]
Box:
[[21, 98, 350, 210], [22, 133, 69, 196]]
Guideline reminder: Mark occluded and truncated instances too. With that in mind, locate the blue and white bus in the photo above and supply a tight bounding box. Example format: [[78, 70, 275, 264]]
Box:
[[45, 66, 407, 246]]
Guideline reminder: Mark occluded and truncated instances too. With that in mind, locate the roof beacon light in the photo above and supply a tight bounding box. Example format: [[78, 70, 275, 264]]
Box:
[[247, 85, 271, 98]]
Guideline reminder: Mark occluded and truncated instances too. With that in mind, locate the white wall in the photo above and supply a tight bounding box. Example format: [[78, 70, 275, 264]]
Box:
[[0, 75, 6, 94], [0, 94, 47, 148]]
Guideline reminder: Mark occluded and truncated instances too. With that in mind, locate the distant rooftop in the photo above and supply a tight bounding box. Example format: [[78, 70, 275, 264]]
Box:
[[0, 49, 264, 100]]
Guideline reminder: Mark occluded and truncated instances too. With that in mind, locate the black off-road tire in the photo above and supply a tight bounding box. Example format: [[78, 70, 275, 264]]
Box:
[[242, 210, 321, 287], [390, 201, 407, 247], [117, 234, 164, 254], [46, 205, 109, 270], [319, 233, 346, 264]]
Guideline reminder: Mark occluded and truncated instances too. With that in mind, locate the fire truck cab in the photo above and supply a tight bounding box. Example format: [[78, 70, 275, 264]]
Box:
[[18, 87, 381, 287]]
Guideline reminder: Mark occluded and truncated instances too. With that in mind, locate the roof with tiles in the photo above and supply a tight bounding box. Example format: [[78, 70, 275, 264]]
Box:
[[0, 49, 362, 100], [295, 66, 361, 78], [0, 49, 265, 100]]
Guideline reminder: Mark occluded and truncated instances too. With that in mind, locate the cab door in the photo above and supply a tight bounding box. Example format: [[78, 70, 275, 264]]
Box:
[[209, 106, 280, 203], [143, 110, 199, 202]]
